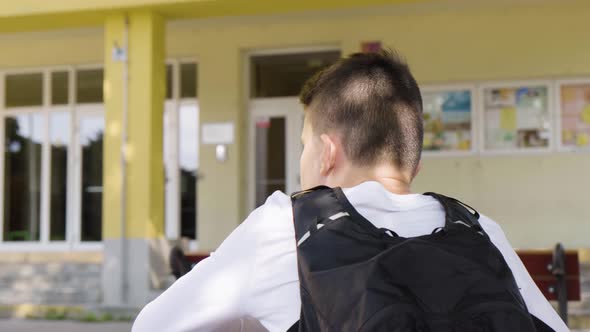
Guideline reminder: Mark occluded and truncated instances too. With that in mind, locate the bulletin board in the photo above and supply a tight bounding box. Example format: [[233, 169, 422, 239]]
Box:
[[558, 80, 590, 150], [422, 87, 474, 154], [481, 83, 552, 152]]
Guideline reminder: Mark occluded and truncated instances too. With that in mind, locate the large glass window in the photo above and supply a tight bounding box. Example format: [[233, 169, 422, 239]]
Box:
[[5, 73, 43, 108], [3, 113, 44, 241], [179, 104, 198, 239], [80, 115, 104, 242], [251, 51, 340, 98], [49, 112, 70, 241]]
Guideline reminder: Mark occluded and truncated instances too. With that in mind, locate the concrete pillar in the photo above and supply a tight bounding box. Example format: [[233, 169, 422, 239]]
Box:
[[102, 10, 167, 307]]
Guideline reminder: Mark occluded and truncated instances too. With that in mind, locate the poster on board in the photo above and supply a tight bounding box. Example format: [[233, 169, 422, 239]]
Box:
[[560, 83, 590, 150], [422, 89, 472, 152], [483, 85, 550, 150]]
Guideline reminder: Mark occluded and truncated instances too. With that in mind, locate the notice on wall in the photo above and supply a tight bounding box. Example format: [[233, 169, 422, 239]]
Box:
[[422, 89, 472, 152], [202, 122, 234, 145], [483, 86, 550, 150], [560, 83, 590, 150]]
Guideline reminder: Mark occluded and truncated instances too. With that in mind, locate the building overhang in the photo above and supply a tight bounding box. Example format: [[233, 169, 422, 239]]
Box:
[[0, 0, 429, 33]]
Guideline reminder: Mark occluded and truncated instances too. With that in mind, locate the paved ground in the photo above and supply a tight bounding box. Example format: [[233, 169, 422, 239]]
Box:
[[0, 319, 132, 332]]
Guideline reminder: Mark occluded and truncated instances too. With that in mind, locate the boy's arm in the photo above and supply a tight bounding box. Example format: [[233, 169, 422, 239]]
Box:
[[131, 207, 262, 332], [480, 215, 569, 332]]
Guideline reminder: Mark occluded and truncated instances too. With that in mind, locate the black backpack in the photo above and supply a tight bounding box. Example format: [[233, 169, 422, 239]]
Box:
[[287, 186, 555, 332]]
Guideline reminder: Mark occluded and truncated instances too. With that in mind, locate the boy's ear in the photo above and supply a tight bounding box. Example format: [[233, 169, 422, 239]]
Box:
[[319, 134, 336, 176]]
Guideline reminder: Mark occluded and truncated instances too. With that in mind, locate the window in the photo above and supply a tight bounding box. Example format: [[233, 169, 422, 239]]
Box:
[[251, 51, 340, 98], [3, 113, 44, 241], [255, 117, 286, 207], [5, 73, 43, 108], [163, 60, 199, 241], [166, 64, 173, 100], [178, 104, 198, 238], [51, 71, 69, 105], [1, 67, 104, 246], [76, 68, 103, 103], [180, 63, 197, 98], [422, 88, 474, 153], [80, 115, 104, 242], [49, 112, 70, 241], [166, 62, 198, 100]]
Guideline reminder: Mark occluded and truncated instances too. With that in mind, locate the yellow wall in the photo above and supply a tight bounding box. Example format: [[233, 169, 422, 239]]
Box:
[[1, 1, 589, 250]]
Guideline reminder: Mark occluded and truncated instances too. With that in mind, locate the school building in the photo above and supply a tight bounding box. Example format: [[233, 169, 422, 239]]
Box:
[[0, 0, 588, 320]]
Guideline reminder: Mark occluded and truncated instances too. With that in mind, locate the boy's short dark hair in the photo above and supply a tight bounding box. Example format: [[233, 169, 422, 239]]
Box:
[[300, 50, 423, 175]]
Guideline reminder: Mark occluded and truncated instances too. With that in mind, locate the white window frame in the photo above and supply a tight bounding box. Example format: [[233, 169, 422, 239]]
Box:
[[0, 64, 105, 251], [164, 58, 199, 249], [478, 80, 555, 156], [554, 77, 590, 153], [420, 83, 479, 158]]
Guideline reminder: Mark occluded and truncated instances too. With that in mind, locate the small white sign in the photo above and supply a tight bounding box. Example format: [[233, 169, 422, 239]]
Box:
[[202, 122, 234, 145]]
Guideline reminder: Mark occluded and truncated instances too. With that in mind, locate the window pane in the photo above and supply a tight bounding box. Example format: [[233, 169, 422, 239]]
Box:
[[5, 73, 43, 108], [179, 104, 198, 239], [255, 117, 285, 207], [80, 115, 104, 241], [180, 63, 197, 98], [50, 112, 70, 241], [3, 113, 43, 241], [166, 64, 173, 100], [51, 71, 69, 105], [251, 51, 340, 98], [422, 90, 473, 152], [76, 69, 103, 103]]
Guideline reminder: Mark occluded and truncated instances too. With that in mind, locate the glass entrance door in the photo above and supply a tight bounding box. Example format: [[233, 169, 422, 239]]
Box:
[[249, 97, 303, 209]]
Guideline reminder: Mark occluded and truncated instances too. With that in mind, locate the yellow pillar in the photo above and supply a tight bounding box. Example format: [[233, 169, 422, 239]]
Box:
[[102, 10, 166, 307]]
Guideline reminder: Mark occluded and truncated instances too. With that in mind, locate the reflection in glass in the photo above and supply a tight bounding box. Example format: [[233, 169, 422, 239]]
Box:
[[76, 69, 103, 103], [166, 64, 173, 100], [180, 63, 197, 98], [3, 113, 43, 241], [50, 112, 70, 241], [80, 116, 104, 241], [255, 117, 285, 207], [251, 51, 340, 98], [179, 104, 198, 239], [51, 71, 69, 105], [5, 73, 43, 108]]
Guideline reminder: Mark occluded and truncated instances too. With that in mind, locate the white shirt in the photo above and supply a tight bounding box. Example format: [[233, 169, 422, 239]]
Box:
[[132, 181, 568, 332]]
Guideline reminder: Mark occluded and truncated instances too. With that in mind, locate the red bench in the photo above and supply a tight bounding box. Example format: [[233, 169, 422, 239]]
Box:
[[516, 243, 580, 325]]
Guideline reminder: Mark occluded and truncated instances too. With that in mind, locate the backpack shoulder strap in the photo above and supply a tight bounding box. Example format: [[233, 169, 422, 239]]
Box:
[[424, 192, 488, 237], [291, 186, 348, 244]]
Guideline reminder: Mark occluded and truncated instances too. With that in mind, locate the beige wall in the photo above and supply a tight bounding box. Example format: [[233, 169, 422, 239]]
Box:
[[168, 2, 590, 250], [0, 1, 589, 250]]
